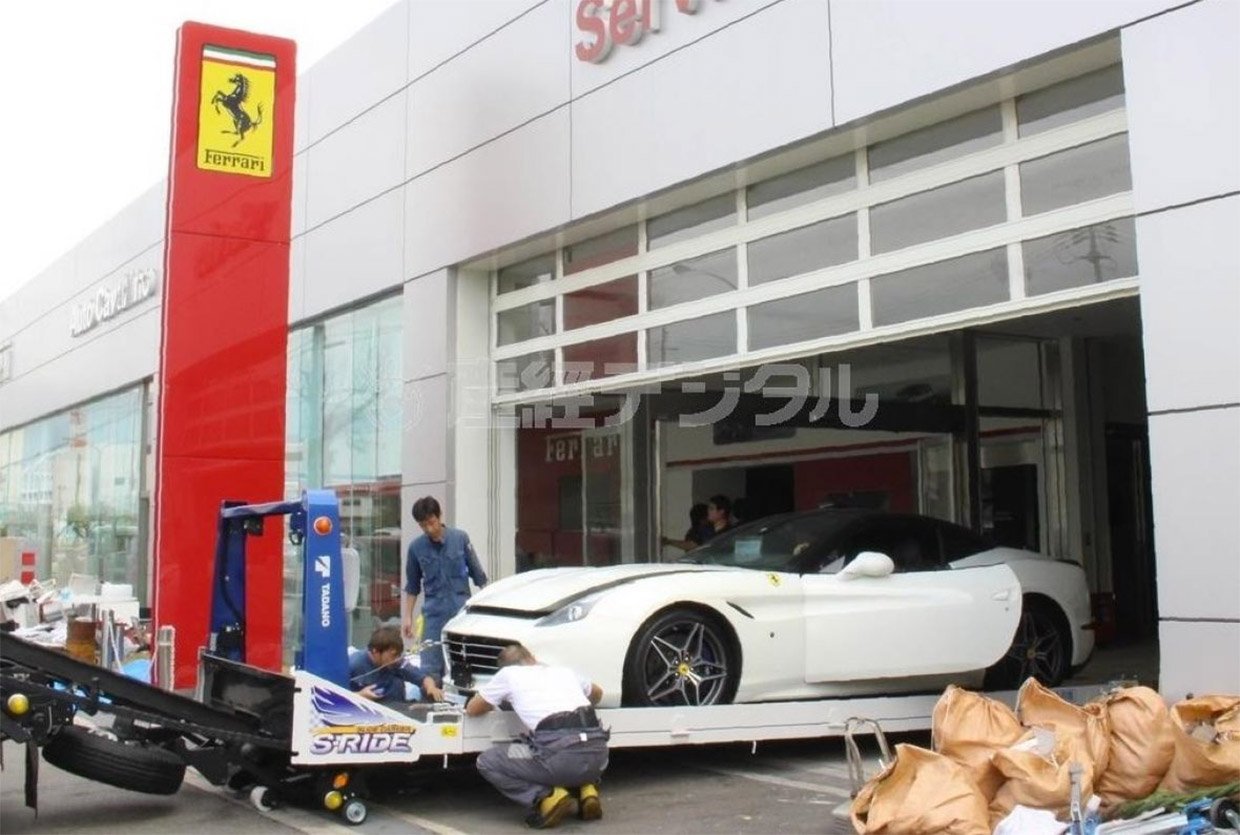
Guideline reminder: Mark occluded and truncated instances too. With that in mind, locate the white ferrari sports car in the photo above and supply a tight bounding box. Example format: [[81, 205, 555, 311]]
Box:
[[442, 509, 1094, 708]]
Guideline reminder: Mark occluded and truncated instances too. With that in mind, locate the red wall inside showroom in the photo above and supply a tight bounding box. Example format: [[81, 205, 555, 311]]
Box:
[[153, 23, 296, 687], [793, 451, 916, 512]]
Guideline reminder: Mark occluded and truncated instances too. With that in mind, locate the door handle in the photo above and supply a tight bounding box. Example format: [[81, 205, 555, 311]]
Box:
[[991, 589, 1012, 602]]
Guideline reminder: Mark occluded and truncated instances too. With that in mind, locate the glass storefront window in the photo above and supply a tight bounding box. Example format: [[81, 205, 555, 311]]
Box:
[[648, 310, 737, 366], [0, 387, 146, 601], [497, 350, 555, 394], [871, 248, 1009, 327], [870, 171, 1006, 254], [747, 155, 855, 220], [564, 275, 638, 330], [563, 226, 639, 275], [869, 107, 1003, 182], [748, 214, 857, 285], [563, 333, 638, 382], [285, 294, 404, 656], [1018, 64, 1125, 137], [747, 283, 858, 351], [1022, 217, 1138, 296], [497, 299, 555, 346], [649, 248, 738, 309], [648, 194, 736, 249], [497, 253, 556, 294], [1020, 134, 1132, 216]]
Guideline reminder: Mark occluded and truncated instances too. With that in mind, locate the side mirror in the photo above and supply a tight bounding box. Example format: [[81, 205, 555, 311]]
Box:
[[838, 551, 895, 581]]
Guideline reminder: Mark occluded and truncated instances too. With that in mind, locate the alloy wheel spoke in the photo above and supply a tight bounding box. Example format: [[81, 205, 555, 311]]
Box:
[[650, 635, 680, 666]]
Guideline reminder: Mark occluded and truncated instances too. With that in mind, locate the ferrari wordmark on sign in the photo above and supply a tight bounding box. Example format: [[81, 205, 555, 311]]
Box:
[[196, 45, 276, 177]]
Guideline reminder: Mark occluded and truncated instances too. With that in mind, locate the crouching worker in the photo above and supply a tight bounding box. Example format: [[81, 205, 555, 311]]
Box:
[[466, 643, 609, 829], [348, 625, 439, 703]]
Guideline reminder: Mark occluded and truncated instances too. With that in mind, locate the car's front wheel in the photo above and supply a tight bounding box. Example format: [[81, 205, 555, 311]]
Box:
[[985, 597, 1071, 690], [622, 607, 738, 707]]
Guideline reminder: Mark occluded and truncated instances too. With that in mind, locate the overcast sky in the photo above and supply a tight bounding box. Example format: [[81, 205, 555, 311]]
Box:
[[0, 0, 402, 305]]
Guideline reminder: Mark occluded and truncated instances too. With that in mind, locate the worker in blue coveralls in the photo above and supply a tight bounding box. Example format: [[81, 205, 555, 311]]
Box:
[[402, 495, 488, 699], [349, 625, 437, 703]]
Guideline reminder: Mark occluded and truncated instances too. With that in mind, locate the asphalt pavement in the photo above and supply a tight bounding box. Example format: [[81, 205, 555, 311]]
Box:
[[2, 732, 920, 834]]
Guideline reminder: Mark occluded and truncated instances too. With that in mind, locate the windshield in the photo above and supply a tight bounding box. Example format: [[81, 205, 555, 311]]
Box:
[[684, 511, 863, 571]]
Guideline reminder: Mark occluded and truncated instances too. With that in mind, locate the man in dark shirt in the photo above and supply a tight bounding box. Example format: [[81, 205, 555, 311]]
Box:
[[348, 625, 435, 703], [403, 496, 488, 694]]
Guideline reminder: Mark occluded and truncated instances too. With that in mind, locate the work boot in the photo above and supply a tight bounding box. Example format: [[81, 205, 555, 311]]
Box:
[[525, 787, 574, 829], [577, 784, 602, 821]]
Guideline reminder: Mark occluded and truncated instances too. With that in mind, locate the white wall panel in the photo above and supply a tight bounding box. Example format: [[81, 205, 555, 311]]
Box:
[[306, 91, 407, 230], [404, 269, 449, 380], [569, 0, 781, 97], [1149, 406, 1240, 622], [408, 0, 546, 81], [1122, 0, 1240, 213], [571, 0, 831, 219], [1159, 620, 1240, 701], [305, 1, 409, 146], [292, 151, 309, 237], [404, 106, 571, 280], [303, 189, 405, 319], [73, 182, 166, 294], [1138, 195, 1240, 413], [289, 235, 307, 325], [406, 0, 570, 178], [829, 0, 1174, 125], [0, 254, 76, 343], [0, 307, 160, 430], [294, 70, 311, 154], [402, 374, 449, 484]]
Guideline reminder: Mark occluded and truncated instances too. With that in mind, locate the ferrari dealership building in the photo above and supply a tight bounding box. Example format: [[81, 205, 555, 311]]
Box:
[[0, 0, 1236, 696]]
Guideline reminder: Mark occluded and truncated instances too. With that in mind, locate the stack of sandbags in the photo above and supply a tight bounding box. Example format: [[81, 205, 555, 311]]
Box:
[[989, 679, 1111, 825], [851, 743, 990, 835], [1085, 685, 1176, 812], [931, 685, 1027, 802], [1158, 695, 1240, 793]]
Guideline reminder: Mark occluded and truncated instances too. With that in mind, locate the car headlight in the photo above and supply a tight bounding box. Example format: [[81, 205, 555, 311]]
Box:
[[537, 593, 603, 627]]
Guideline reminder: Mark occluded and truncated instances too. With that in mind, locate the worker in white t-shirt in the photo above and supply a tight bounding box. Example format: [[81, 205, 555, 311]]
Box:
[[465, 643, 609, 829]]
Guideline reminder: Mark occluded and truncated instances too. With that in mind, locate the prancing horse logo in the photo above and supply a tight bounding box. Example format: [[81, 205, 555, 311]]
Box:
[[211, 73, 264, 147]]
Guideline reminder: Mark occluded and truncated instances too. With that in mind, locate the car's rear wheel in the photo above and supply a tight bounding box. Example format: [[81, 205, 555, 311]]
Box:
[[985, 597, 1071, 690], [622, 607, 738, 707]]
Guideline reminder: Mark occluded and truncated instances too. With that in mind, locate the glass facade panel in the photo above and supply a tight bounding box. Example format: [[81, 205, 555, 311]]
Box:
[[978, 336, 1045, 409], [1023, 216, 1138, 295], [563, 226, 639, 276], [649, 248, 738, 309], [648, 311, 736, 366], [284, 294, 404, 656], [497, 253, 555, 294], [564, 275, 638, 330], [748, 214, 858, 286], [1020, 134, 1132, 216], [747, 283, 859, 351], [870, 171, 1006, 254], [871, 248, 1009, 327], [563, 333, 638, 381], [747, 155, 856, 220], [497, 350, 555, 394], [648, 194, 736, 249], [497, 299, 555, 346], [1018, 65, 1125, 137], [869, 107, 1003, 182], [0, 387, 146, 601]]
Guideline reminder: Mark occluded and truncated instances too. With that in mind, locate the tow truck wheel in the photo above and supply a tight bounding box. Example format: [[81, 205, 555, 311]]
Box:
[[342, 798, 368, 825], [250, 785, 278, 812], [43, 725, 185, 795]]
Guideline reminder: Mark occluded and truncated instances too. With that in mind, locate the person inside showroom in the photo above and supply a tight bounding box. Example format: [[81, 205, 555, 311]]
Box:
[[465, 643, 609, 829]]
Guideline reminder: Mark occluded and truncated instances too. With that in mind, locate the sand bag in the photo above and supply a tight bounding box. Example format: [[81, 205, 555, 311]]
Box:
[[1158, 695, 1240, 792], [932, 685, 1026, 801], [1017, 678, 1110, 776], [851, 743, 989, 835], [1087, 686, 1176, 810]]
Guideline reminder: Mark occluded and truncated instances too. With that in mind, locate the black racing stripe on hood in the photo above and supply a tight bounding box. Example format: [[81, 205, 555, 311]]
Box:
[[468, 568, 707, 617]]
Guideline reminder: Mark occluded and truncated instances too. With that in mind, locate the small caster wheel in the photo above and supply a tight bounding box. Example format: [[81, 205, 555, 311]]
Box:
[[1209, 797, 1238, 829], [342, 798, 368, 825], [250, 785, 278, 812]]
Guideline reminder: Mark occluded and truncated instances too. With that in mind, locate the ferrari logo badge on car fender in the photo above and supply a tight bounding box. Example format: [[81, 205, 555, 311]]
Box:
[[767, 573, 781, 587]]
